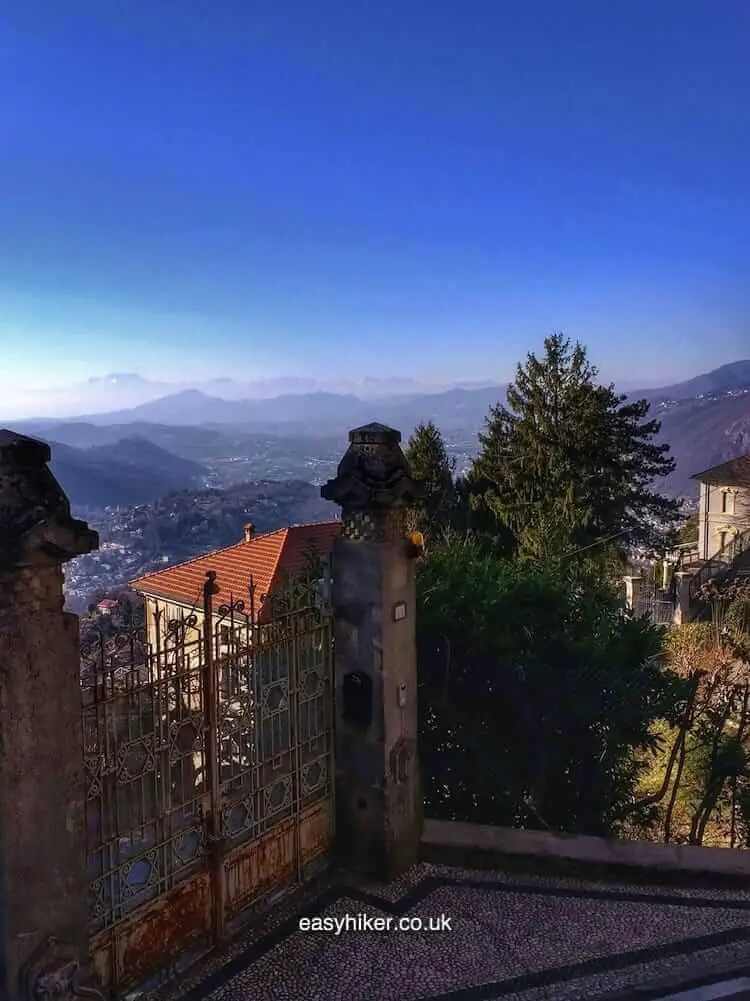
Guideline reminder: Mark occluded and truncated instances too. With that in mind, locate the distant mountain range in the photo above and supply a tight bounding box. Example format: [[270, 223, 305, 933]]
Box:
[[12, 372, 502, 419], [9, 360, 748, 432], [5, 360, 750, 503], [634, 361, 750, 403], [48, 437, 207, 508], [33, 384, 508, 434], [654, 392, 750, 497], [25, 421, 270, 460]]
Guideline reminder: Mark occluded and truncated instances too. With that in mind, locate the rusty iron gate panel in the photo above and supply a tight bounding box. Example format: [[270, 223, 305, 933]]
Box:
[[82, 564, 334, 997], [212, 572, 335, 933]]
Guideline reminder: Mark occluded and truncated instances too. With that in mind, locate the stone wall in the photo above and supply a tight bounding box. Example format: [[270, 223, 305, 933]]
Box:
[[0, 430, 99, 999]]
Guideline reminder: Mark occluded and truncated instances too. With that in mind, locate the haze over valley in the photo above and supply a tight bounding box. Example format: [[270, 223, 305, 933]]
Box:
[[2, 2, 748, 615], [4, 358, 749, 611]]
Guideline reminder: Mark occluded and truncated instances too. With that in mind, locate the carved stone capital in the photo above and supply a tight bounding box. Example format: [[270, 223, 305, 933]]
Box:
[[0, 430, 98, 569], [321, 423, 423, 516]]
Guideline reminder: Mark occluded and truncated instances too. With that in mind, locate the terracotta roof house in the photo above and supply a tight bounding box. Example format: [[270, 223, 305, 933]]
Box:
[[130, 521, 340, 647], [691, 452, 750, 561], [95, 597, 119, 614]]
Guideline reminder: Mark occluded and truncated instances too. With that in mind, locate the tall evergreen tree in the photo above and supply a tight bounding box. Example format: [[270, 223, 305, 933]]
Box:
[[450, 470, 517, 555], [404, 421, 457, 538], [470, 333, 681, 556]]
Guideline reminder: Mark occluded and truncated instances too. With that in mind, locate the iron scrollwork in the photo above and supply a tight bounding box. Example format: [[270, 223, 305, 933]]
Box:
[[166, 612, 198, 638], [79, 544, 335, 991], [217, 597, 245, 619]]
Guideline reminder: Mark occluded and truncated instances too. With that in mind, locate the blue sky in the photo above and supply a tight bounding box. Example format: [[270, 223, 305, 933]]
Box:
[[1, 0, 749, 402]]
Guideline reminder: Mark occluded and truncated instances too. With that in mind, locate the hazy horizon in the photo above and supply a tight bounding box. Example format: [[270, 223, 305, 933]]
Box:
[[1, 2, 749, 412], [0, 356, 716, 412], [0, 358, 744, 422]]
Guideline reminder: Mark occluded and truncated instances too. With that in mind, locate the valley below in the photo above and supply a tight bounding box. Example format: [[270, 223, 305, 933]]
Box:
[[3, 361, 749, 612]]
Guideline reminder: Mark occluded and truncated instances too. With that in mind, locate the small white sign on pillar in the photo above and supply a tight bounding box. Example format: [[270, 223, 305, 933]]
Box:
[[392, 601, 407, 622]]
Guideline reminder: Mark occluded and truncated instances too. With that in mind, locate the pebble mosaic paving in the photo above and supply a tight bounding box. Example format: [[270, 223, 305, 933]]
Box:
[[150, 863, 750, 1001]]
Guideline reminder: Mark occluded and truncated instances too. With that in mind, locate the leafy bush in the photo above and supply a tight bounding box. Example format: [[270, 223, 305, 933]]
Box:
[[417, 537, 686, 835]]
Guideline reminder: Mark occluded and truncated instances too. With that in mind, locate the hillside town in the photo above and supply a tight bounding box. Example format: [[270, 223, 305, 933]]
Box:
[[62, 479, 337, 611]]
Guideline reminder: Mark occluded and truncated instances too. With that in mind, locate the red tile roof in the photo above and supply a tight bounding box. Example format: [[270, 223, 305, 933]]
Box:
[[130, 522, 340, 618]]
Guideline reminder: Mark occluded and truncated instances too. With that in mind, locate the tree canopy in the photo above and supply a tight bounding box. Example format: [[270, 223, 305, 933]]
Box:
[[469, 333, 681, 558], [404, 421, 458, 538], [417, 536, 687, 835], [677, 511, 699, 546]]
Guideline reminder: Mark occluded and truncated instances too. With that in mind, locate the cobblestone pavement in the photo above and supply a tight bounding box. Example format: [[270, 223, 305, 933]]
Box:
[[151, 863, 750, 1001]]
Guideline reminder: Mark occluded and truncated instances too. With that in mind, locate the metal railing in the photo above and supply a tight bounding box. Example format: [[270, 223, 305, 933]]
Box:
[[650, 598, 676, 626], [634, 590, 676, 627], [688, 527, 750, 604], [666, 541, 701, 565]]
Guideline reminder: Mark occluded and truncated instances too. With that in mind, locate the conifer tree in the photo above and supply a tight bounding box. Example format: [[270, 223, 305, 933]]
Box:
[[404, 421, 457, 538], [470, 333, 681, 556]]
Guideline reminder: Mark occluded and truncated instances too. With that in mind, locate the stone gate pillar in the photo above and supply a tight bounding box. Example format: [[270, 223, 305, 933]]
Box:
[[623, 575, 643, 612], [0, 431, 98, 999], [673, 570, 696, 626], [321, 423, 424, 882]]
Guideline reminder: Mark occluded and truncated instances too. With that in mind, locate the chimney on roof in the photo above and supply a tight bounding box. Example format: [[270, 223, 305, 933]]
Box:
[[243, 523, 255, 542]]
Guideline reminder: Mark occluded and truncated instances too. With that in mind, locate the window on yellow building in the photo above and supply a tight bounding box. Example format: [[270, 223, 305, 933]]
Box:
[[721, 491, 737, 515]]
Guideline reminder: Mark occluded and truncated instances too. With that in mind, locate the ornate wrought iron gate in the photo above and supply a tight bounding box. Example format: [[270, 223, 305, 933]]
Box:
[[81, 567, 334, 997], [634, 576, 676, 626]]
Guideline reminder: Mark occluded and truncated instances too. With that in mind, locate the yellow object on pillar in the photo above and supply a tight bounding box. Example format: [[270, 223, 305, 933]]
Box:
[[406, 531, 425, 559]]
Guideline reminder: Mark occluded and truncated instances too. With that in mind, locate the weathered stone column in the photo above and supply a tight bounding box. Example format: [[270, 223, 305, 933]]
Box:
[[0, 431, 98, 999], [321, 423, 424, 882], [623, 575, 642, 612], [673, 570, 696, 626]]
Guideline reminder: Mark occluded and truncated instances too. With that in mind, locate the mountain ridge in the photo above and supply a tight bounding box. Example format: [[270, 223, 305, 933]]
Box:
[[47, 437, 207, 508], [17, 385, 511, 432], [629, 360, 750, 403], [8, 360, 749, 430], [12, 373, 504, 419], [6, 359, 750, 503]]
